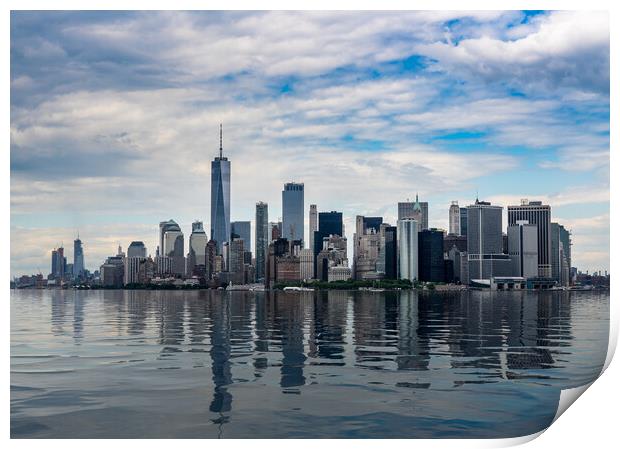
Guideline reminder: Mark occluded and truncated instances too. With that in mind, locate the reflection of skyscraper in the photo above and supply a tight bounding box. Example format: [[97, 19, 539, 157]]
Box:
[[209, 299, 233, 415], [211, 124, 231, 253], [255, 202, 269, 282], [282, 182, 304, 243], [73, 237, 84, 278]]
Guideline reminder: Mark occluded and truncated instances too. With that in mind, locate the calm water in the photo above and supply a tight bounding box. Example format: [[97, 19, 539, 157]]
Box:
[[11, 289, 609, 438]]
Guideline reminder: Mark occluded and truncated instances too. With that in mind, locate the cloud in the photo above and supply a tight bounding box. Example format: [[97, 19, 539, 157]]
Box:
[[417, 11, 609, 94]]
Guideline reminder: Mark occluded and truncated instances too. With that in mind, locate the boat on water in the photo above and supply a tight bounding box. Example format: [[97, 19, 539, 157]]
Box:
[[283, 286, 314, 292]]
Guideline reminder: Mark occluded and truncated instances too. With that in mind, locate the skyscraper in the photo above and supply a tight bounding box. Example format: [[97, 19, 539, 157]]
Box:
[[255, 202, 269, 282], [398, 218, 418, 281], [162, 221, 184, 276], [382, 225, 398, 280], [398, 195, 428, 230], [508, 221, 538, 278], [313, 211, 344, 277], [467, 199, 511, 281], [159, 219, 179, 257], [127, 241, 147, 258], [282, 182, 304, 244], [188, 221, 208, 276], [418, 229, 445, 282], [211, 124, 231, 253], [507, 200, 552, 278], [231, 221, 251, 253], [449, 201, 460, 235], [73, 236, 84, 278], [551, 222, 572, 286], [309, 204, 318, 251]]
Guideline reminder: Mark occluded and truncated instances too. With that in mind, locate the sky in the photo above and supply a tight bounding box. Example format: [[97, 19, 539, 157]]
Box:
[[10, 10, 610, 278]]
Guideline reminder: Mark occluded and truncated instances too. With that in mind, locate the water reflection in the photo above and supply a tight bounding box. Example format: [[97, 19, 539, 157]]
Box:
[[12, 289, 609, 438]]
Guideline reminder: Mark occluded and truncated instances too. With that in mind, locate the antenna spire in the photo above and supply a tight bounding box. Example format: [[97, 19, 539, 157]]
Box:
[[219, 123, 223, 158]]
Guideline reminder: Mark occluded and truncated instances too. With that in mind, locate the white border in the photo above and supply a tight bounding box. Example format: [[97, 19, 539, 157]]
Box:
[[4, 1, 617, 447]]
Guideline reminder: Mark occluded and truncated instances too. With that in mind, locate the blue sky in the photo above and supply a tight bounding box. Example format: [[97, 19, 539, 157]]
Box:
[[10, 11, 609, 277]]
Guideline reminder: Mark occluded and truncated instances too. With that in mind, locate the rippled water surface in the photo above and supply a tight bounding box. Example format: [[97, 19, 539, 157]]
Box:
[[11, 289, 609, 438]]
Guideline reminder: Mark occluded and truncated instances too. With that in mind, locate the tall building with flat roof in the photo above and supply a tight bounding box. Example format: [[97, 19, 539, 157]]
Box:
[[127, 241, 147, 258], [418, 229, 445, 282], [210, 124, 231, 254], [188, 221, 207, 276], [255, 202, 269, 282], [282, 182, 304, 244], [467, 199, 511, 281], [398, 218, 419, 281], [508, 221, 538, 278], [313, 211, 344, 277], [507, 199, 552, 278]]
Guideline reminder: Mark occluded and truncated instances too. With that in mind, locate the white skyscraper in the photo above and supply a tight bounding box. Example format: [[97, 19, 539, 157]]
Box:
[[398, 218, 418, 282], [309, 204, 318, 251], [449, 201, 461, 235]]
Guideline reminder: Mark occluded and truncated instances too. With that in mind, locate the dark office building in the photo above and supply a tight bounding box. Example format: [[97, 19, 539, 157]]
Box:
[[384, 226, 398, 279], [418, 229, 445, 282]]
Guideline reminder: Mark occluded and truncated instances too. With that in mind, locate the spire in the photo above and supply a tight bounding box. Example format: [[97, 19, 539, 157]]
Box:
[[219, 123, 223, 159]]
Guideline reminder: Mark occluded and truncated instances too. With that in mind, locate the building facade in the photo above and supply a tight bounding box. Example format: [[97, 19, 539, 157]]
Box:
[[73, 237, 84, 278], [398, 218, 419, 282], [418, 228, 445, 282], [309, 204, 318, 252], [467, 200, 512, 281], [398, 195, 428, 230], [231, 221, 251, 253], [449, 201, 460, 235], [255, 202, 269, 282], [282, 182, 304, 244], [508, 221, 538, 279], [507, 200, 552, 278]]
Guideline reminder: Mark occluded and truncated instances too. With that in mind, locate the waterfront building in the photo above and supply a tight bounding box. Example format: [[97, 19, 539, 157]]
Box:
[[398, 195, 428, 230], [398, 218, 418, 281], [309, 204, 318, 252], [449, 201, 460, 235], [282, 182, 304, 244], [73, 237, 84, 279], [124, 255, 147, 285], [100, 254, 124, 287], [211, 124, 231, 253], [460, 207, 468, 237], [231, 221, 251, 253], [255, 202, 269, 282], [316, 234, 348, 282], [507, 200, 552, 278], [508, 220, 538, 279], [448, 246, 469, 284], [300, 248, 314, 280], [418, 228, 445, 282], [155, 255, 172, 275], [467, 199, 512, 281], [127, 241, 147, 258], [265, 238, 302, 288], [158, 219, 179, 258], [328, 265, 352, 282]]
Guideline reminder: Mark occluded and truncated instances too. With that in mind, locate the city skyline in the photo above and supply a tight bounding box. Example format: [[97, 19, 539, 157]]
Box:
[[10, 11, 610, 277]]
